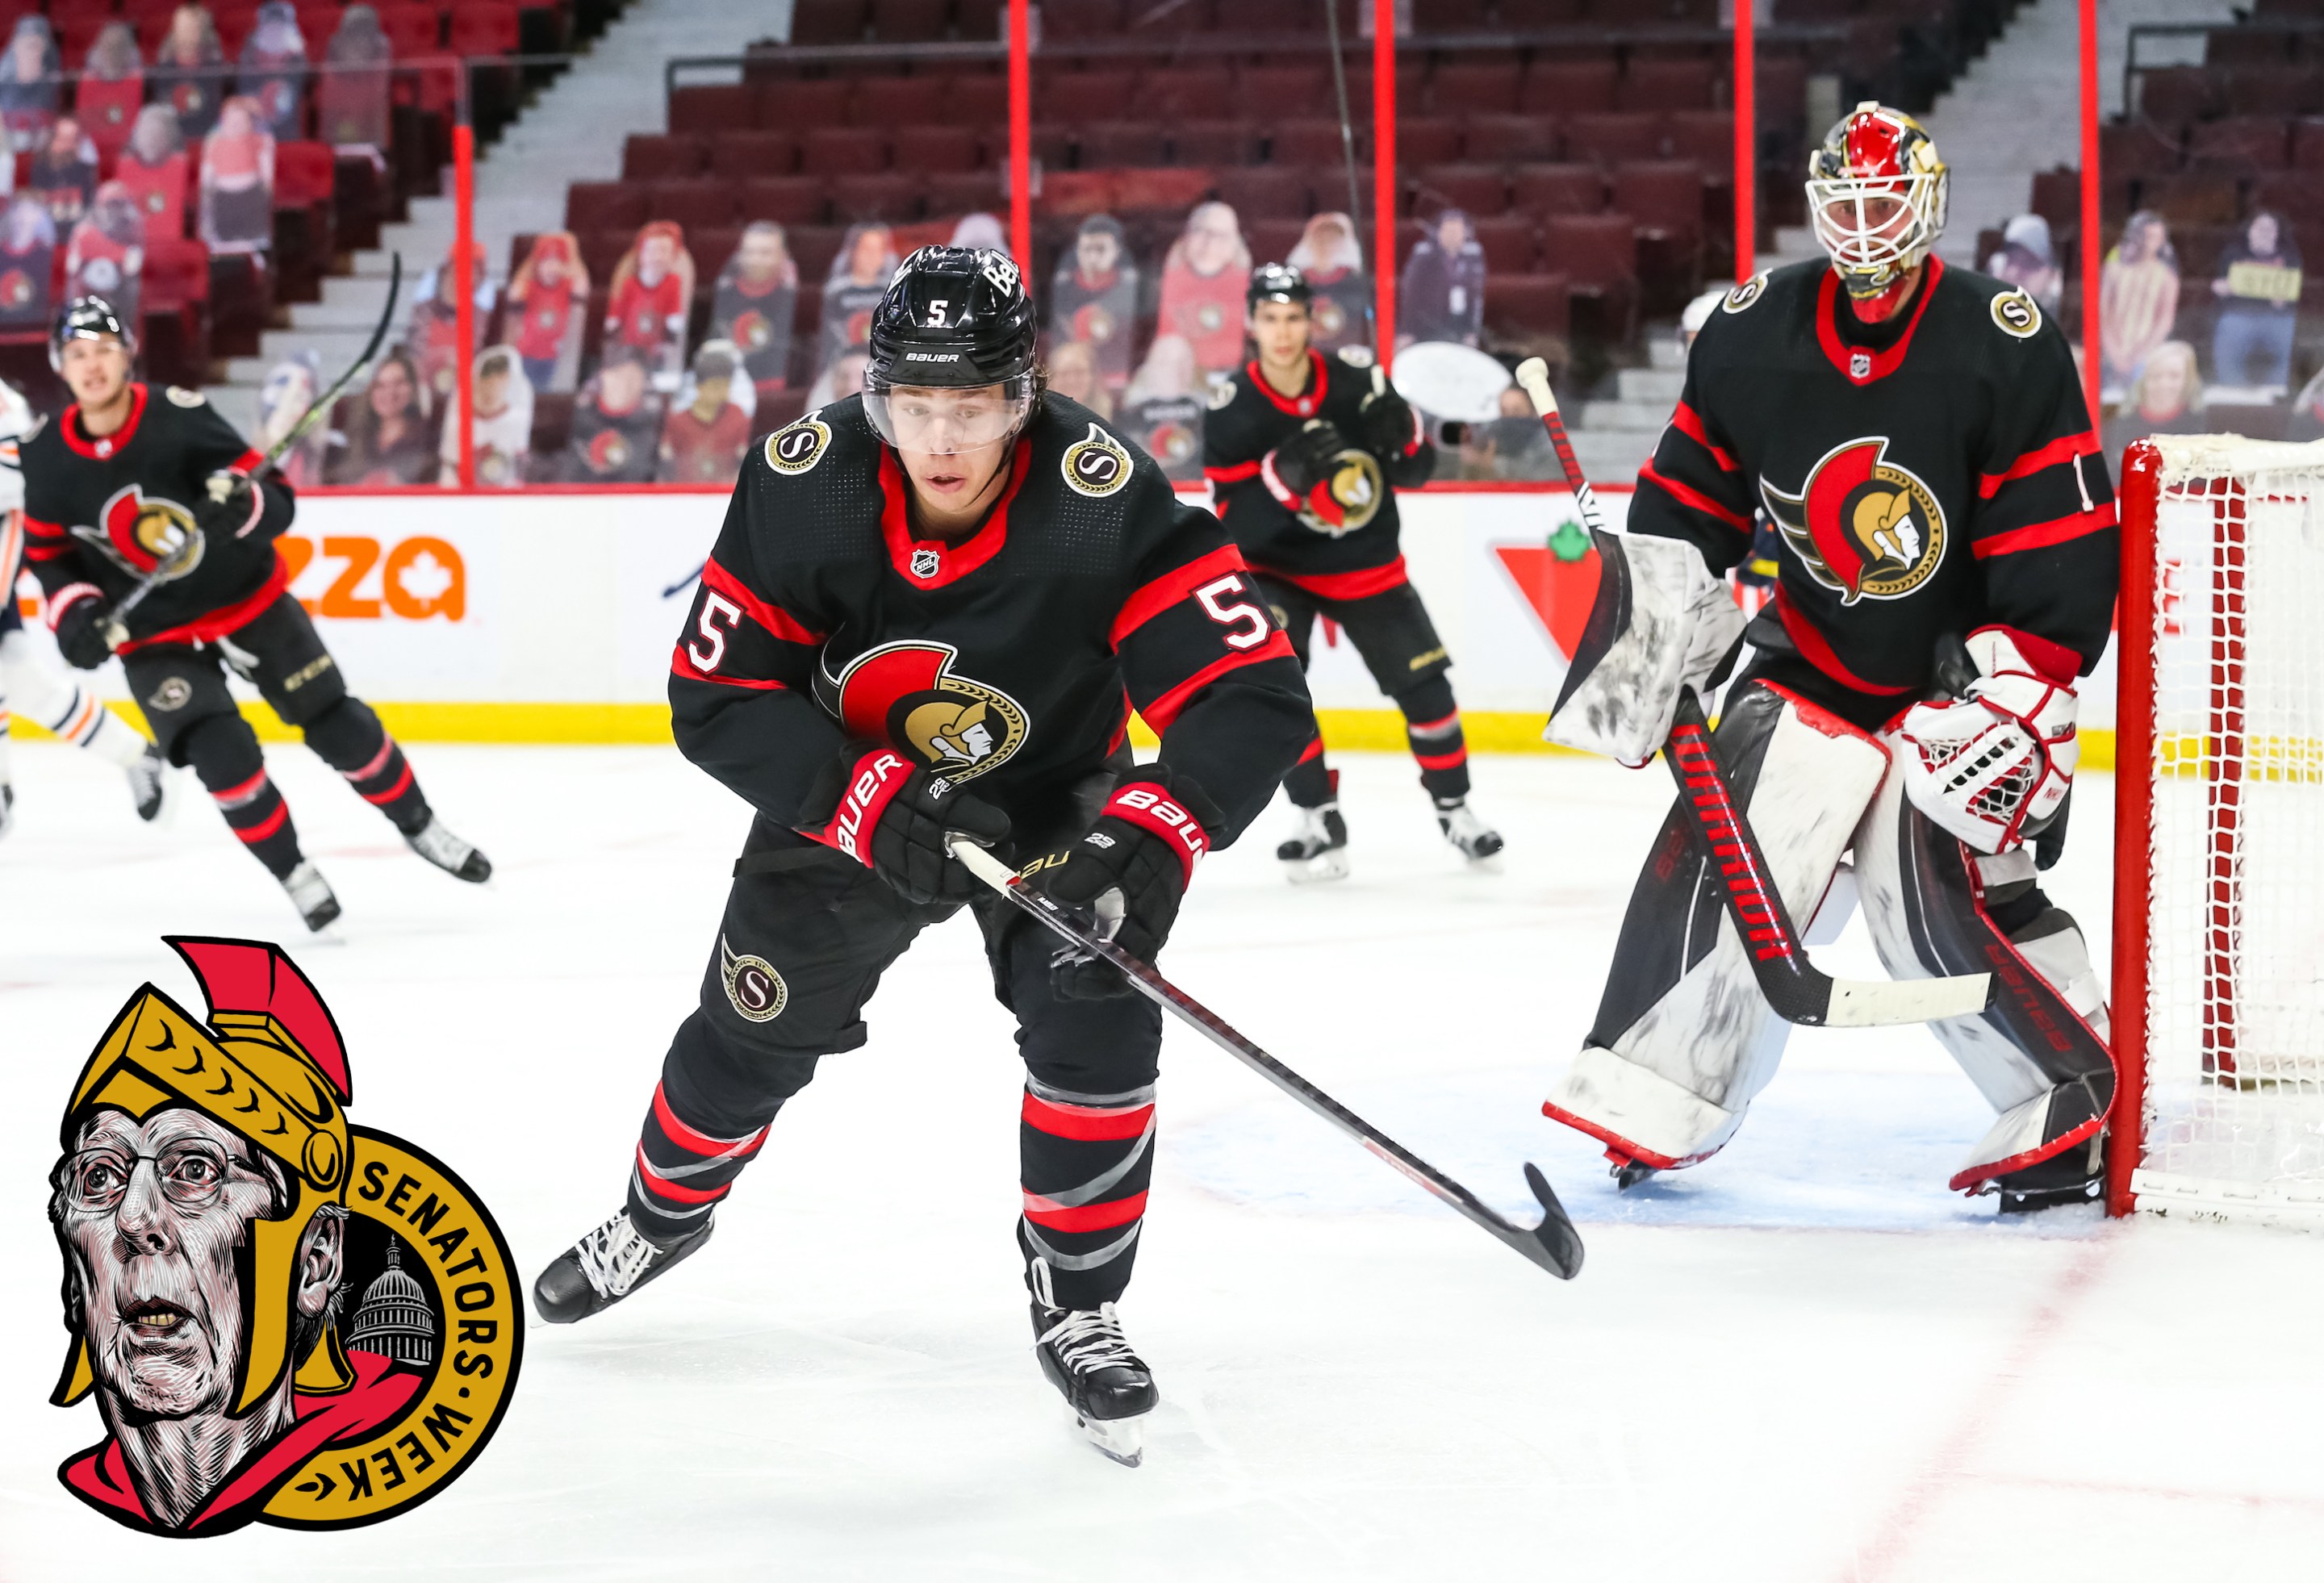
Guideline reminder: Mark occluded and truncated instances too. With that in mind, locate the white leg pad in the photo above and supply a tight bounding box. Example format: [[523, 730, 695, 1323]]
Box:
[[1544, 1043, 1746, 1168]]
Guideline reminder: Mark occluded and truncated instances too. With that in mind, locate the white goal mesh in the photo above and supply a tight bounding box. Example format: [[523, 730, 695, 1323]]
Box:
[[2121, 436, 2324, 1222]]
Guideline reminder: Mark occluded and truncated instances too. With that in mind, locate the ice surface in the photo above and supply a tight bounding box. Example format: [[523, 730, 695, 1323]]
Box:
[[4, 742, 2323, 1579]]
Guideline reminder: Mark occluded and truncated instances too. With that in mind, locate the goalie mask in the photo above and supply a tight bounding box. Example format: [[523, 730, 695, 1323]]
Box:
[[864, 245, 1039, 454], [1807, 102, 1948, 307]]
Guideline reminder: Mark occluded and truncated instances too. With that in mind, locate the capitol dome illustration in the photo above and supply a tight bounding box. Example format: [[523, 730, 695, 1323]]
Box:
[[345, 1238, 437, 1366]]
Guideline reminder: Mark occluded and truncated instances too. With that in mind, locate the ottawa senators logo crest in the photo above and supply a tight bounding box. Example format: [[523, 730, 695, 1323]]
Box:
[[1302, 447, 1385, 537], [1061, 421, 1131, 498], [764, 411, 831, 476], [817, 640, 1028, 787], [1759, 437, 1947, 605], [46, 939, 521, 1536], [70, 483, 203, 578]]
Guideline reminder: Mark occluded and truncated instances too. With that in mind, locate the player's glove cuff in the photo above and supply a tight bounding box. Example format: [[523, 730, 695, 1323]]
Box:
[[48, 583, 112, 669], [796, 741, 1010, 904]]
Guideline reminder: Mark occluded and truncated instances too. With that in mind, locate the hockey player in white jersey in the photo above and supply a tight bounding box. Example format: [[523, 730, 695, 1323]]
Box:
[[0, 378, 168, 836]]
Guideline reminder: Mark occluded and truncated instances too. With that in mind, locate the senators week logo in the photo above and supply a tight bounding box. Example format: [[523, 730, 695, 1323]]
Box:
[[1759, 437, 1946, 606], [817, 639, 1028, 787], [47, 939, 520, 1536]]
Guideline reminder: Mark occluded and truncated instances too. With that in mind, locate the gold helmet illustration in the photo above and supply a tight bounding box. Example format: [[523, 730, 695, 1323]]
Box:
[[52, 940, 356, 1415]]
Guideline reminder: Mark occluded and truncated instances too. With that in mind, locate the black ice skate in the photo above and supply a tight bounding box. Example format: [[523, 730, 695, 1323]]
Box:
[[0, 781, 13, 840], [127, 742, 169, 822], [533, 1209, 713, 1323], [1435, 798, 1504, 863], [1030, 1263, 1156, 1467], [1610, 1156, 1660, 1192], [406, 812, 492, 883], [1277, 801, 1349, 883], [282, 860, 341, 933], [1988, 1143, 2104, 1215]]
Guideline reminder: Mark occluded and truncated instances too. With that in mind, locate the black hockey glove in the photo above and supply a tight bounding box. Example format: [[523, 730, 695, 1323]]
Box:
[[1265, 419, 1350, 500], [1356, 383, 1421, 460], [50, 587, 115, 670], [197, 470, 259, 538], [796, 741, 1010, 906], [1031, 770, 1218, 1000]]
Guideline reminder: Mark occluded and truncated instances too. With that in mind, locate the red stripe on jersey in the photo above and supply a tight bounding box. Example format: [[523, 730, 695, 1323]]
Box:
[[1140, 631, 1296, 733], [633, 1146, 729, 1204], [1971, 502, 2117, 560], [1639, 462, 1753, 533], [224, 447, 264, 476], [1022, 1190, 1147, 1232], [699, 556, 823, 645], [23, 515, 62, 537], [654, 1083, 771, 1159], [1022, 1091, 1156, 1142], [1978, 432, 2100, 499], [1248, 556, 1411, 600], [1294, 734, 1323, 765], [118, 562, 288, 653], [671, 643, 788, 688], [1244, 352, 1330, 418], [1775, 587, 1913, 696], [357, 762, 415, 806], [879, 441, 1032, 589], [61, 383, 148, 459], [211, 766, 270, 804], [1203, 460, 1262, 483], [1814, 259, 1945, 386], [1110, 543, 1250, 645], [1971, 623, 2083, 687], [1670, 402, 1739, 471], [1413, 746, 1468, 771]]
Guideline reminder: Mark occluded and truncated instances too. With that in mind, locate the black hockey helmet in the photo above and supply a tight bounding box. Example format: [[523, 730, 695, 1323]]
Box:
[[50, 294, 136, 372], [864, 244, 1039, 452], [1246, 262, 1312, 313]]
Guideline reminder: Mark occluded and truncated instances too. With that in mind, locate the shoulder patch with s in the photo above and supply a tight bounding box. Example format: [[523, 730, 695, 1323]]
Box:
[[1723, 273, 1769, 314], [1061, 421, 1132, 498], [1336, 345, 1375, 369], [1207, 377, 1236, 411], [1990, 288, 2042, 340], [165, 386, 207, 407], [763, 410, 832, 475]]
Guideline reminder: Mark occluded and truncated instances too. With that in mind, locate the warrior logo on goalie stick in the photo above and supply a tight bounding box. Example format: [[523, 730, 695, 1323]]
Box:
[[820, 639, 1028, 787], [1759, 436, 1947, 605]]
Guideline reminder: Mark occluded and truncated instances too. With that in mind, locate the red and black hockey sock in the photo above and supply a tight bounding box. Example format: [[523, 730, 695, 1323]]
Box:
[[1284, 733, 1335, 808], [1017, 1076, 1156, 1309], [625, 1012, 821, 1244], [186, 718, 303, 879], [1398, 676, 1470, 802], [306, 698, 432, 836]]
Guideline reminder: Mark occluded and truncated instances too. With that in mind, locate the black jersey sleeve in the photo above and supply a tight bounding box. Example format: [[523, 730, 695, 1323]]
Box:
[[1111, 488, 1312, 846], [667, 462, 849, 822], [1967, 321, 2118, 681], [1199, 376, 1281, 533], [177, 391, 295, 541], [1627, 345, 1758, 575]]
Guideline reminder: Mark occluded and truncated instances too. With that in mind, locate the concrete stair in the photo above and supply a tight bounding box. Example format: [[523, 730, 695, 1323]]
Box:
[[1566, 336, 1682, 484]]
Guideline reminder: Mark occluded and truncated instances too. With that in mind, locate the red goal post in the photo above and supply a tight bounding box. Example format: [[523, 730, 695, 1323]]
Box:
[[2108, 435, 2324, 1223]]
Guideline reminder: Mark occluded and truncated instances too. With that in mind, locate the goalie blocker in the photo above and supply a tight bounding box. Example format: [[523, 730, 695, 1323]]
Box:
[[1541, 531, 2113, 1204]]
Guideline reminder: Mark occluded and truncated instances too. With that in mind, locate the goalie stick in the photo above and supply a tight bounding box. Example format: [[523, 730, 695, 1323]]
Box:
[[947, 836, 1585, 1280], [1511, 358, 1993, 1030], [105, 254, 406, 650]]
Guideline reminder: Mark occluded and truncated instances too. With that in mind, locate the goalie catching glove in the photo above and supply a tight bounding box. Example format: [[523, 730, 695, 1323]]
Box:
[[1032, 769, 1219, 1000], [1897, 628, 2078, 854], [796, 742, 1011, 905], [1544, 530, 1748, 767]]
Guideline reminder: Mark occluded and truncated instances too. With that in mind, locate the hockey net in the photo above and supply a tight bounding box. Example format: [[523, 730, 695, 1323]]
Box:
[[2110, 435, 2324, 1223]]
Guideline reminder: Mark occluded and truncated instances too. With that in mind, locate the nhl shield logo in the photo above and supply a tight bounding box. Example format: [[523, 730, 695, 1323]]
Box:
[[1849, 349, 1872, 381], [1759, 436, 1947, 605], [817, 639, 1029, 787], [910, 546, 942, 578]]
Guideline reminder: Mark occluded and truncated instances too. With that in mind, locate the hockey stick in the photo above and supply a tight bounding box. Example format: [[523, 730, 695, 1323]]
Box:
[[662, 562, 704, 599], [1511, 361, 1992, 1029], [104, 254, 405, 650], [947, 836, 1585, 1280]]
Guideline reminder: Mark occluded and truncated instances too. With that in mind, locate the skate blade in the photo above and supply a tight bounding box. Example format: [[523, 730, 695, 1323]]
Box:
[[1283, 850, 1350, 885], [1068, 1406, 1146, 1468]]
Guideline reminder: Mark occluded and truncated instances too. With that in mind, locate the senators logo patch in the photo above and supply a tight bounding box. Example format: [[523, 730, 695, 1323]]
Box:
[[1061, 422, 1132, 498], [1991, 289, 2042, 339], [1336, 344, 1375, 369], [817, 639, 1028, 787], [1304, 447, 1385, 537], [720, 934, 788, 1022], [1760, 437, 1947, 606], [764, 411, 832, 476], [47, 939, 521, 1536], [146, 675, 193, 712], [70, 483, 203, 579], [1206, 378, 1236, 411], [165, 386, 207, 407], [1724, 273, 1769, 313]]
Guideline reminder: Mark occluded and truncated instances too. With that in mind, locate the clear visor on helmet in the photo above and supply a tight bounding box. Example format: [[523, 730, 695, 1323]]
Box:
[[863, 374, 1034, 455], [1806, 171, 1945, 283]]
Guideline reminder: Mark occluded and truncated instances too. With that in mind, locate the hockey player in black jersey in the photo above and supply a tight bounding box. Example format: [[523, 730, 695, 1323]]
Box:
[[530, 247, 1311, 1466], [1541, 105, 2120, 1212], [21, 298, 489, 929], [1202, 263, 1502, 882]]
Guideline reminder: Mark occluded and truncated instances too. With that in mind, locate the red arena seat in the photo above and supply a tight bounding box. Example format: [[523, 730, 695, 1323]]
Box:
[[799, 127, 889, 175], [1509, 162, 1605, 215], [1470, 215, 1539, 272], [1617, 58, 1721, 114], [671, 85, 753, 136], [1412, 165, 1510, 218], [1565, 112, 1665, 165], [829, 172, 924, 221], [1172, 122, 1260, 166], [872, 0, 955, 42], [1464, 116, 1562, 164], [1524, 60, 1618, 117], [1078, 123, 1168, 168], [1483, 272, 1570, 344], [1427, 62, 1523, 117], [1043, 70, 1139, 127], [791, 0, 872, 44], [1214, 167, 1313, 219], [625, 135, 709, 182], [566, 181, 649, 233], [1611, 161, 1705, 243], [763, 78, 855, 130], [650, 179, 739, 231], [712, 131, 799, 180], [739, 175, 830, 226], [894, 123, 984, 173]]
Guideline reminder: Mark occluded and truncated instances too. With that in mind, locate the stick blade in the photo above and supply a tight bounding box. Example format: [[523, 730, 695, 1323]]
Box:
[[1518, 1163, 1586, 1279], [1821, 972, 1993, 1028]]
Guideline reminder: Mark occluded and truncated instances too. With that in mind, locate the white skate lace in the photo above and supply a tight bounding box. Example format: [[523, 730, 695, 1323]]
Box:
[[575, 1213, 659, 1300], [1036, 1303, 1143, 1378], [409, 817, 474, 869]]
